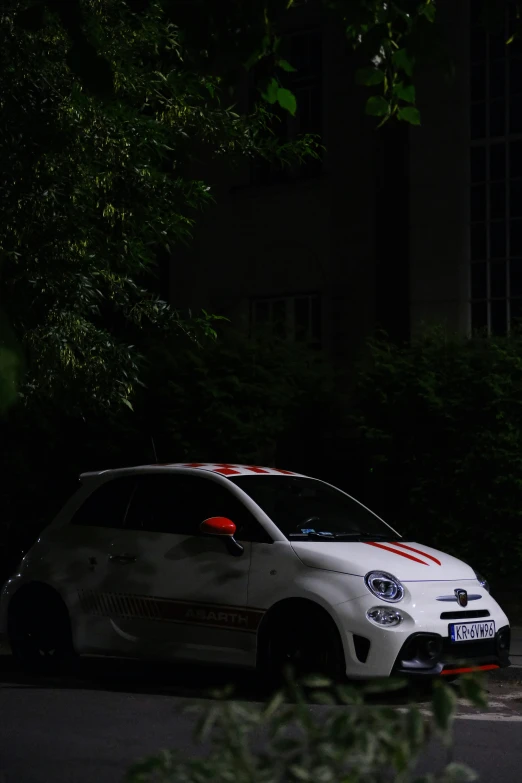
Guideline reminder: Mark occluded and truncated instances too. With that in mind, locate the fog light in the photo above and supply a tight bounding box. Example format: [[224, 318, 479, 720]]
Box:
[[367, 607, 403, 627]]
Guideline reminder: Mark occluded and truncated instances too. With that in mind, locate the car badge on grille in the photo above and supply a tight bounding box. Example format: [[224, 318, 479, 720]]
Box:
[[454, 589, 468, 607]]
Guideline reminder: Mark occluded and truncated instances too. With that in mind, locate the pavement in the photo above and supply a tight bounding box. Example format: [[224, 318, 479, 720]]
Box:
[[0, 629, 521, 783], [1, 655, 522, 783]]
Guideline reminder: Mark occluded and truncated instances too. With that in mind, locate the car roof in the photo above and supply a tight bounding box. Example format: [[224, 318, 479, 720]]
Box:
[[79, 463, 306, 482]]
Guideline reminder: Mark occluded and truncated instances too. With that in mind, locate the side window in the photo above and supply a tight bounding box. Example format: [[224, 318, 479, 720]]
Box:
[[70, 477, 135, 529], [124, 474, 272, 542], [125, 475, 195, 535]]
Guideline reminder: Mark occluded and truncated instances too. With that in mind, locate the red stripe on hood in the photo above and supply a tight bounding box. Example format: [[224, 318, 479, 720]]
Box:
[[391, 542, 442, 566], [365, 541, 429, 565]]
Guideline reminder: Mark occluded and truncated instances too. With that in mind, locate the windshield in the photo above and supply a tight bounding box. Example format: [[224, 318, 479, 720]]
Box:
[[229, 476, 400, 541]]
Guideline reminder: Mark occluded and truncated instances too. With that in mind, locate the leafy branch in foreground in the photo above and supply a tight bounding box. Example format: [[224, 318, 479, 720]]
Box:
[[126, 675, 484, 783]]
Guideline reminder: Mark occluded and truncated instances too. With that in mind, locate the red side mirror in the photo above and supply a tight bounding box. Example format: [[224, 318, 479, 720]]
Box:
[[200, 517, 237, 536]]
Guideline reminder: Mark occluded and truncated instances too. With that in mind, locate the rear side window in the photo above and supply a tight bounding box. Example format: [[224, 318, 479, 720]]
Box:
[[70, 477, 136, 529]]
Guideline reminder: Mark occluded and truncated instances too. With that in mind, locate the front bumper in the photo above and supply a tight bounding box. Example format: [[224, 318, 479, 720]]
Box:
[[330, 578, 511, 678], [393, 625, 511, 676]]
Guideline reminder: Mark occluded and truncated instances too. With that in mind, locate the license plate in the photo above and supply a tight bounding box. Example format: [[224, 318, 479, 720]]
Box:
[[449, 620, 496, 643]]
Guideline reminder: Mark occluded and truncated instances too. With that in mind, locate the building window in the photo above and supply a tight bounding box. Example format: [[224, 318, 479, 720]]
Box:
[[250, 27, 323, 185], [470, 5, 522, 334], [251, 294, 321, 344]]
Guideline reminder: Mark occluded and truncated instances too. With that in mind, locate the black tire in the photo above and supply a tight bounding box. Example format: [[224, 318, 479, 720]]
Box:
[[259, 605, 346, 689], [8, 588, 75, 675]]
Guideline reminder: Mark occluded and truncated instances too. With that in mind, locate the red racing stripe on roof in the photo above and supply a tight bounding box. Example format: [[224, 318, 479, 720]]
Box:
[[246, 466, 270, 474], [273, 468, 294, 475], [365, 541, 429, 565], [391, 542, 442, 566], [214, 467, 241, 475]]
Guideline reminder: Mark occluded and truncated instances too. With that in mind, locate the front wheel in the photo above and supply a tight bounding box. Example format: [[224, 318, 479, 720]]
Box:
[[260, 608, 345, 688], [8, 589, 75, 675]]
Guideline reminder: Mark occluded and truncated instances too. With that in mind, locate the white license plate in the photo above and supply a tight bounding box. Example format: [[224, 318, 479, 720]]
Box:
[[449, 620, 496, 643]]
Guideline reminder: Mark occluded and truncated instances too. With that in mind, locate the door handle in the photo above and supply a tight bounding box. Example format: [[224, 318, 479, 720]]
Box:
[[109, 553, 137, 565]]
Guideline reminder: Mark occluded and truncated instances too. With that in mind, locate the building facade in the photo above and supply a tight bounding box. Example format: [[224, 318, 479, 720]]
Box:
[[169, 0, 479, 357]]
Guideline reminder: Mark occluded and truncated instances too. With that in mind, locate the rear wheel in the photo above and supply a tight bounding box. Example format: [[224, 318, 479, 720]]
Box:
[[8, 588, 75, 675], [260, 605, 345, 689]]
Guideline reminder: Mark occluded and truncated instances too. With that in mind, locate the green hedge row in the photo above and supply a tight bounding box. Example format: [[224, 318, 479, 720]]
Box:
[[348, 325, 522, 583]]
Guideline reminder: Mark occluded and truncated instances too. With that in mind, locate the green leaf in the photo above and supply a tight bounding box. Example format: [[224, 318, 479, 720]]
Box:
[[262, 77, 279, 104], [310, 690, 336, 705], [443, 762, 479, 782], [302, 674, 332, 689], [420, 1, 436, 23], [397, 106, 421, 125], [365, 95, 390, 117], [432, 682, 457, 736], [277, 58, 297, 72], [355, 66, 385, 86], [394, 82, 416, 103], [276, 86, 297, 115], [363, 676, 407, 694], [393, 48, 414, 77], [289, 765, 310, 781], [406, 706, 425, 749], [122, 397, 134, 411], [459, 676, 488, 709], [335, 684, 360, 704]]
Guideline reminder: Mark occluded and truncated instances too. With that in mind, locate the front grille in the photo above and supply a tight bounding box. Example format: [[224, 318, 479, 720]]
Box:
[[442, 636, 497, 661], [440, 610, 490, 620]]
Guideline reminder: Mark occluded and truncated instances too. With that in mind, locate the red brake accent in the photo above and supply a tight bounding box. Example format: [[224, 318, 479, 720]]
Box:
[[200, 517, 237, 536], [441, 664, 499, 676], [391, 542, 442, 566], [365, 541, 429, 565], [214, 467, 241, 475]]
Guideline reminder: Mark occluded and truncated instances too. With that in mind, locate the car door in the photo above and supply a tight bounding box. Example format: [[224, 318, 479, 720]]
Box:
[[52, 475, 137, 655], [100, 472, 264, 667]]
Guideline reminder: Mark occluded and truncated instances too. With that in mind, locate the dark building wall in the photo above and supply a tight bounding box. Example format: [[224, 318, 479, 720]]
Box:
[[170, 0, 472, 353], [409, 0, 471, 336]]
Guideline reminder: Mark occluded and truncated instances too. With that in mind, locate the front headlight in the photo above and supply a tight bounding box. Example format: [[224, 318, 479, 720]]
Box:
[[365, 571, 404, 603], [475, 570, 490, 593]]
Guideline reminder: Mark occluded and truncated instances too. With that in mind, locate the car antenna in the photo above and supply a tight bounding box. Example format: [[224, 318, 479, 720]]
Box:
[[151, 435, 159, 464]]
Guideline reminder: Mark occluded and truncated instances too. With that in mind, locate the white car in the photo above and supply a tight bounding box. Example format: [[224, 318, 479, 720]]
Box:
[[0, 463, 511, 679]]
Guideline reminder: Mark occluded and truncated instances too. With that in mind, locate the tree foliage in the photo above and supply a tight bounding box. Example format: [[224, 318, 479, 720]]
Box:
[[349, 325, 522, 580], [0, 0, 318, 413]]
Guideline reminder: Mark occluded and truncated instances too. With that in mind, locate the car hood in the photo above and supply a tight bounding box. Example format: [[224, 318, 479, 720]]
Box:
[[290, 540, 476, 581]]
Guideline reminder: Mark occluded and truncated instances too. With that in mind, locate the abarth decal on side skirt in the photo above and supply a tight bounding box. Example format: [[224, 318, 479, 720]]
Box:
[[78, 590, 265, 633], [364, 542, 442, 566]]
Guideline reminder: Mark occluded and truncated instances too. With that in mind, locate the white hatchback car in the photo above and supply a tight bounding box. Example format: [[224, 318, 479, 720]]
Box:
[[0, 463, 511, 679]]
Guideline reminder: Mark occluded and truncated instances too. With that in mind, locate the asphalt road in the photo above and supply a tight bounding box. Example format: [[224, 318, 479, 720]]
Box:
[[1, 658, 522, 783]]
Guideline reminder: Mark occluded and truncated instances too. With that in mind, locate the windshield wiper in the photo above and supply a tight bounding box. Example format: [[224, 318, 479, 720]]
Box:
[[289, 531, 392, 541], [289, 531, 336, 539]]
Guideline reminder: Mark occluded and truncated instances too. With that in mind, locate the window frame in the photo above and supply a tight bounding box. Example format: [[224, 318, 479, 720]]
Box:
[[250, 292, 322, 345], [470, 5, 522, 334]]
